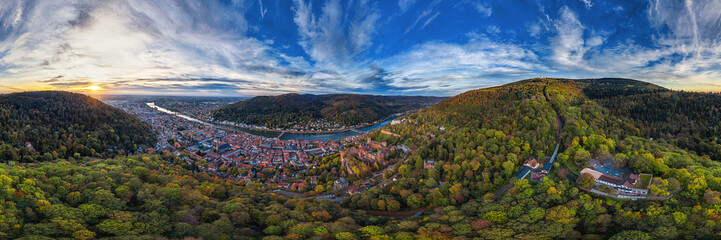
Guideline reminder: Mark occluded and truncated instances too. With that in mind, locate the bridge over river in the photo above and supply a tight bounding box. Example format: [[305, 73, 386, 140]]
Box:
[[349, 129, 366, 134]]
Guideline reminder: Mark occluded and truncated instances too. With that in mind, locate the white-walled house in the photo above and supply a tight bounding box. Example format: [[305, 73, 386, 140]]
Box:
[[580, 168, 650, 195]]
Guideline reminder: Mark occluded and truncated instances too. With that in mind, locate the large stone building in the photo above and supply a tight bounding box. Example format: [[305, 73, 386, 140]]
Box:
[[581, 168, 650, 195], [333, 178, 349, 189]]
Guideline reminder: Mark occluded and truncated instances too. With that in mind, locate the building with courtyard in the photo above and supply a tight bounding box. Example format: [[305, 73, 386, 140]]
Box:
[[581, 168, 651, 195]]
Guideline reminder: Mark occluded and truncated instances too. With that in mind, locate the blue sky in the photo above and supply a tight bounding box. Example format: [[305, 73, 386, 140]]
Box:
[[1, 0, 721, 96]]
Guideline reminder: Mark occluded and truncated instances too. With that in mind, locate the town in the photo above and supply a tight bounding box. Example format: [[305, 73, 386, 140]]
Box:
[[105, 97, 403, 198]]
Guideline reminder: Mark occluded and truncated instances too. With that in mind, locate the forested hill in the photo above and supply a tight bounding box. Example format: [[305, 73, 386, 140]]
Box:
[[579, 78, 721, 160], [0, 91, 156, 161], [359, 78, 721, 239], [212, 93, 445, 128], [407, 77, 720, 160]]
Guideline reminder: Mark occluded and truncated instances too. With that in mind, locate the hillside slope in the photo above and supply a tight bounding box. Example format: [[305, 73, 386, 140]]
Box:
[[0, 91, 156, 161], [212, 93, 445, 128], [579, 79, 721, 160], [353, 78, 721, 239], [0, 153, 359, 239]]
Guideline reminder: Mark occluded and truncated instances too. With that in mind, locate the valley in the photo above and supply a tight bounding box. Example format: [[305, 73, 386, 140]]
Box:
[[4, 1, 721, 239], [0, 78, 720, 239]]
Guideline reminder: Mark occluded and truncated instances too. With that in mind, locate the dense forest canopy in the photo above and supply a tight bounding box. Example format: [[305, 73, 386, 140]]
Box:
[[579, 79, 721, 161], [212, 93, 445, 128], [0, 91, 156, 162], [0, 153, 359, 239]]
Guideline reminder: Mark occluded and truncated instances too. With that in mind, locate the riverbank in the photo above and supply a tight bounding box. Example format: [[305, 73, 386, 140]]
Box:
[[210, 116, 399, 135], [147, 102, 395, 141], [210, 122, 356, 135]]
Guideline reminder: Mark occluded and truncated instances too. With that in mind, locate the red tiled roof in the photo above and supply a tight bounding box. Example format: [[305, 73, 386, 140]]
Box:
[[524, 158, 541, 169], [598, 174, 624, 185], [627, 174, 639, 185]]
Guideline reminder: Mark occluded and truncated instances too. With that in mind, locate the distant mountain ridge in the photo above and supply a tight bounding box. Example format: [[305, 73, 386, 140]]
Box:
[[212, 93, 446, 128], [0, 91, 156, 161], [578, 78, 721, 160]]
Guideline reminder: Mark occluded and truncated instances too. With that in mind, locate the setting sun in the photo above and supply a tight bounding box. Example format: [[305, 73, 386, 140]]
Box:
[[87, 85, 101, 91]]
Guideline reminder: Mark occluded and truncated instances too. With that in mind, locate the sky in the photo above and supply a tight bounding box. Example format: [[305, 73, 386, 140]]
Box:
[[1, 0, 721, 96]]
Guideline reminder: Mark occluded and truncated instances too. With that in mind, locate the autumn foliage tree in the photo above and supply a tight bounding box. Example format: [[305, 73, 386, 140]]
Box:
[[577, 172, 596, 189]]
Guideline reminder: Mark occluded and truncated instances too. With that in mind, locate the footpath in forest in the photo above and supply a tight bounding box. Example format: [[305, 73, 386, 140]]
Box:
[[495, 80, 564, 198]]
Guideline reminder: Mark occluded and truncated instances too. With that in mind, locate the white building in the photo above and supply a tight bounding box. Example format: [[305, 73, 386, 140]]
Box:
[[580, 168, 650, 195]]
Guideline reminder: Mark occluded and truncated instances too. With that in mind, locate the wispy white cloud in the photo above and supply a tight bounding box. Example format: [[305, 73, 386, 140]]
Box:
[[542, 1, 721, 89], [580, 0, 593, 9], [259, 0, 267, 19], [398, 0, 416, 13], [376, 36, 547, 95], [403, 0, 441, 34], [528, 23, 542, 37], [548, 6, 662, 75], [292, 0, 379, 70], [475, 3, 493, 18], [550, 6, 596, 71], [486, 25, 500, 35], [289, 0, 388, 93], [420, 12, 441, 30], [640, 0, 721, 87]]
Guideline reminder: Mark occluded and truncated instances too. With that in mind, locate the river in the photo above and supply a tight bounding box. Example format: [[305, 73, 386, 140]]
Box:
[[146, 102, 393, 141], [278, 119, 394, 141]]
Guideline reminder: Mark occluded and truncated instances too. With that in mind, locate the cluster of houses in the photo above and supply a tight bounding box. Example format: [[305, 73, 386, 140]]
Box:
[[520, 153, 653, 196], [522, 157, 554, 179], [333, 178, 349, 189], [214, 118, 346, 132], [184, 132, 314, 171], [517, 144, 562, 180], [335, 178, 365, 195], [112, 100, 362, 184], [112, 99, 411, 198], [277, 182, 309, 192], [423, 160, 436, 169]]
